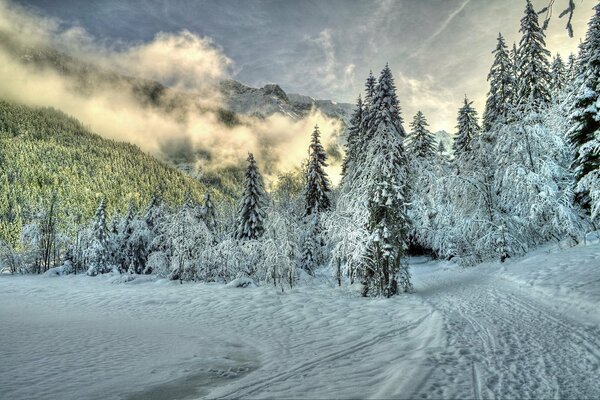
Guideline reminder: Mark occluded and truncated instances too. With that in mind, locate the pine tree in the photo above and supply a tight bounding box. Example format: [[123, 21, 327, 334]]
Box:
[[144, 192, 163, 232], [86, 198, 111, 275], [568, 2, 600, 214], [305, 125, 331, 216], [517, 0, 552, 108], [453, 96, 480, 156], [550, 53, 567, 94], [299, 214, 320, 276], [356, 71, 378, 169], [437, 140, 447, 157], [201, 192, 217, 232], [236, 153, 267, 240], [341, 95, 363, 183], [361, 64, 412, 297], [567, 52, 578, 79], [408, 111, 436, 158], [483, 33, 514, 131]]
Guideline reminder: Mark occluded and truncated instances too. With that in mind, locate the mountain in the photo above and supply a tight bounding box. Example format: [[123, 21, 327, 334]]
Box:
[[0, 100, 212, 246], [219, 80, 354, 123]]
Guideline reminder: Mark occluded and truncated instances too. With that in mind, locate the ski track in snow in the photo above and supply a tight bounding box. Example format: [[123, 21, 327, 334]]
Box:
[[0, 242, 599, 399]]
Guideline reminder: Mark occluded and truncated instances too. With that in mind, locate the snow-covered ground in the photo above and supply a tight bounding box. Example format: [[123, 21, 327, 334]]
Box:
[[1, 240, 599, 400]]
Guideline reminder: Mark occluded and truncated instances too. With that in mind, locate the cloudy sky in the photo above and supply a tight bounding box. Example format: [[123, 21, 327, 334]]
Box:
[[12, 0, 595, 131]]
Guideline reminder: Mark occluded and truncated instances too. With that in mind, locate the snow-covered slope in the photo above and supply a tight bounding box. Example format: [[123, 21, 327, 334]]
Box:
[[219, 79, 354, 123], [1, 241, 599, 399]]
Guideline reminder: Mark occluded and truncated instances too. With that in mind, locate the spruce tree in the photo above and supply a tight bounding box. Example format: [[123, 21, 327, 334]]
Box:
[[305, 125, 331, 216], [86, 198, 110, 275], [453, 96, 480, 156], [144, 192, 163, 232], [437, 140, 447, 157], [483, 33, 514, 131], [550, 53, 567, 94], [567, 52, 578, 79], [408, 111, 436, 158], [201, 192, 217, 233], [357, 71, 378, 167], [568, 2, 600, 212], [301, 126, 331, 274], [517, 0, 552, 108], [299, 215, 320, 276], [236, 153, 267, 240], [361, 64, 412, 297], [341, 95, 363, 183]]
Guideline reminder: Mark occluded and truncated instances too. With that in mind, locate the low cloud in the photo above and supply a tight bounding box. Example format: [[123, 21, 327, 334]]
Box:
[[0, 0, 343, 183]]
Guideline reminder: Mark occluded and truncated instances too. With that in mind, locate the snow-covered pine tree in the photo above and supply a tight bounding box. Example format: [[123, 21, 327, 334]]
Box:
[[144, 192, 163, 232], [437, 140, 447, 158], [550, 53, 567, 94], [305, 125, 331, 216], [116, 204, 135, 273], [348, 72, 378, 177], [361, 64, 412, 297], [236, 153, 267, 240], [517, 0, 552, 109], [301, 125, 331, 273], [201, 192, 217, 233], [568, 2, 600, 216], [511, 42, 519, 105], [483, 33, 514, 131], [567, 52, 578, 79], [453, 96, 480, 156], [408, 111, 436, 158], [86, 199, 111, 275], [341, 95, 363, 185], [299, 214, 320, 276]]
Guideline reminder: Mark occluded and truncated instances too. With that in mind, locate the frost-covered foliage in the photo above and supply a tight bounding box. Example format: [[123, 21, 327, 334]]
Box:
[[86, 199, 114, 276], [568, 2, 600, 217], [418, 104, 587, 265], [150, 204, 213, 280], [115, 206, 152, 275]]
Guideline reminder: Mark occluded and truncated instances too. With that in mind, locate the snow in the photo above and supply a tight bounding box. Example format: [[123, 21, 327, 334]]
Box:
[[1, 241, 599, 399]]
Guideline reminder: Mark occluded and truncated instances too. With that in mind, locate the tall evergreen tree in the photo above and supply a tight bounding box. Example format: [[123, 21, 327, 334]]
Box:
[[568, 2, 600, 213], [517, 0, 552, 108], [483, 33, 514, 131], [86, 198, 111, 275], [236, 153, 267, 240], [361, 64, 412, 297], [408, 111, 436, 158], [305, 125, 331, 216], [567, 52, 578, 79], [341, 95, 363, 182], [357, 71, 379, 164], [550, 53, 567, 94], [453, 96, 480, 155], [201, 192, 217, 233]]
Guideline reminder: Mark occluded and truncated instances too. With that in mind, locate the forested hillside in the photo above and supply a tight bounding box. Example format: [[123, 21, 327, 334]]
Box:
[[0, 100, 210, 246]]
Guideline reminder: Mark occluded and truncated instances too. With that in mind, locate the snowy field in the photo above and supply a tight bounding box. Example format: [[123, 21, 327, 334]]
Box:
[[1, 241, 599, 400]]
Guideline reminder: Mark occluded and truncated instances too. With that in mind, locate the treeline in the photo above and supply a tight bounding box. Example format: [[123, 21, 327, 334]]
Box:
[[0, 99, 210, 255]]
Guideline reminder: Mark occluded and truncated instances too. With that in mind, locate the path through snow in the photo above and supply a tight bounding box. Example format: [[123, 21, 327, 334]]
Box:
[[0, 242, 598, 399]]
